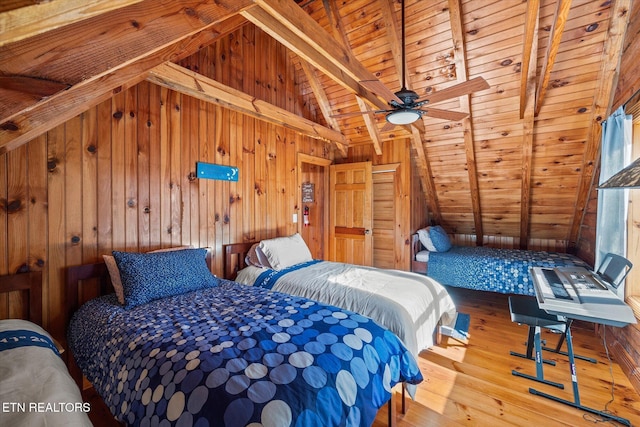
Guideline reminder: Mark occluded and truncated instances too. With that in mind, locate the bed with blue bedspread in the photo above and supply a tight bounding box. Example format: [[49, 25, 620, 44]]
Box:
[[427, 246, 589, 295], [411, 229, 589, 296], [67, 248, 422, 427]]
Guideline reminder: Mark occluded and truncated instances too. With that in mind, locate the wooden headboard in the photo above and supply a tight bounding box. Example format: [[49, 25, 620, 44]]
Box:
[[65, 262, 113, 388], [223, 242, 255, 280], [0, 271, 43, 325]]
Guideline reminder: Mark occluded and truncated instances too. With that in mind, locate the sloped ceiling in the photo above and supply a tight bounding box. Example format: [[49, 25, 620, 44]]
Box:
[[0, 0, 633, 249]]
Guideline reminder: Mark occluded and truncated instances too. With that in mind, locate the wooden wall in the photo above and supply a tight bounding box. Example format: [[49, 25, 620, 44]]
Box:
[[0, 24, 333, 339]]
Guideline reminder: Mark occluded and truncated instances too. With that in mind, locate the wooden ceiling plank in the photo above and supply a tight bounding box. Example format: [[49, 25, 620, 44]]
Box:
[[0, 15, 248, 154], [535, 0, 573, 116], [568, 0, 632, 251], [448, 0, 483, 244], [519, 0, 540, 119], [147, 62, 348, 148], [0, 0, 145, 47]]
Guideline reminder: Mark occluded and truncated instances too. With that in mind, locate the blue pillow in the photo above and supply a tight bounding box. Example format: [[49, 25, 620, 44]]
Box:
[[429, 226, 452, 252], [113, 248, 218, 309]]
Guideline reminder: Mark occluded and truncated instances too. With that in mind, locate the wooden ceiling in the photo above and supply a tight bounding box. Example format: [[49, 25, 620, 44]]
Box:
[[0, 0, 633, 249]]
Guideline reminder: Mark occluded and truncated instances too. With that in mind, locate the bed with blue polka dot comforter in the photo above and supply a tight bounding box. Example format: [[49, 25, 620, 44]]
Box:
[[68, 279, 423, 427], [426, 246, 589, 295]]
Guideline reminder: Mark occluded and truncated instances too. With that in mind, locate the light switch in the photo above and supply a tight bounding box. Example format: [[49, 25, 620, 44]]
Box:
[[293, 213, 298, 223]]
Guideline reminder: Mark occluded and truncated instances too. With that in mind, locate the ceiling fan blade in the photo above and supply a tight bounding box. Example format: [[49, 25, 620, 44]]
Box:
[[420, 107, 469, 121], [418, 77, 490, 105], [381, 121, 397, 132], [360, 79, 404, 104]]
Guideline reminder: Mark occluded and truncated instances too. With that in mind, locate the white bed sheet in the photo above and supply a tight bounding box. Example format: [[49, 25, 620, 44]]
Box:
[[236, 261, 457, 357], [0, 319, 92, 427]]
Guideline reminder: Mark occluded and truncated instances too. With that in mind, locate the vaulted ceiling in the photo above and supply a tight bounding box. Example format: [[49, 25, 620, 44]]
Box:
[[0, 0, 633, 249]]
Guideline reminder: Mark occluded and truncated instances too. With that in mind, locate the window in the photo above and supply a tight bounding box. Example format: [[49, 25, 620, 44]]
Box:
[[626, 108, 640, 316]]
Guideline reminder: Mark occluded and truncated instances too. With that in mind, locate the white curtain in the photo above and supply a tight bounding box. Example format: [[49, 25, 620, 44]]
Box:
[[596, 105, 632, 268]]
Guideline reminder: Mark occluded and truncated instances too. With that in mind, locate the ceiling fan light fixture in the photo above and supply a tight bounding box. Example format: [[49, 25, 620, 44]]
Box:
[[386, 109, 421, 125]]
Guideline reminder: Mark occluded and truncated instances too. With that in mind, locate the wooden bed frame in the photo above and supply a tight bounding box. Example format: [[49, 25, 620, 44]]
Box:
[[65, 262, 112, 388], [224, 242, 254, 280], [0, 270, 43, 325]]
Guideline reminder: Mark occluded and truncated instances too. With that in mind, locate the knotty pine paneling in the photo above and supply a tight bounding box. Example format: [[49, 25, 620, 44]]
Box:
[[0, 26, 333, 339]]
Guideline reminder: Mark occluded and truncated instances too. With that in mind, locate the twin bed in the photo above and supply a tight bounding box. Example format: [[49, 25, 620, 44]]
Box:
[[65, 243, 438, 426], [410, 227, 590, 295], [0, 271, 91, 427]]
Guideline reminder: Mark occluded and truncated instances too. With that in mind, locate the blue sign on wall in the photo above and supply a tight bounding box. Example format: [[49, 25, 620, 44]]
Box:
[[196, 162, 239, 182]]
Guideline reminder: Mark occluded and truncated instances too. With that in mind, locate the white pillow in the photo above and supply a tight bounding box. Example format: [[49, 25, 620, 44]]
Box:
[[104, 246, 193, 305], [417, 227, 436, 251], [245, 243, 272, 268], [258, 233, 313, 270]]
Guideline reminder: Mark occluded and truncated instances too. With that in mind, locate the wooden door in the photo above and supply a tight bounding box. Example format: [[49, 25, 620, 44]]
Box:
[[372, 164, 400, 269], [329, 162, 373, 265]]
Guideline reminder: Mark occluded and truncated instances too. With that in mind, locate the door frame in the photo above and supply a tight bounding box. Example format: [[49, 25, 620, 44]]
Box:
[[297, 153, 331, 259]]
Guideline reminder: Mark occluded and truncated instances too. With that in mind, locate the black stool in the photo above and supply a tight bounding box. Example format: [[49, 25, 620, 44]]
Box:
[[508, 295, 566, 389]]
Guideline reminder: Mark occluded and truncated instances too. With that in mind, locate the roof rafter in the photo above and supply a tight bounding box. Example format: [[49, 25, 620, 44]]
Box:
[[322, 0, 382, 155], [147, 62, 348, 148], [535, 0, 572, 116], [520, 0, 540, 119], [448, 0, 483, 245], [242, 0, 398, 116], [298, 60, 349, 156], [0, 1, 252, 154], [520, 2, 539, 249], [0, 0, 145, 47]]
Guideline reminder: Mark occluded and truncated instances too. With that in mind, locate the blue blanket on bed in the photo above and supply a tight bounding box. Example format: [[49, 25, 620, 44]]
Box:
[[68, 280, 422, 427], [428, 246, 589, 295]]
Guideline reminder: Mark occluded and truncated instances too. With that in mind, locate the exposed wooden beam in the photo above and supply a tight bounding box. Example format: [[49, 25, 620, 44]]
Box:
[[0, 0, 144, 47], [534, 0, 572, 116], [448, 0, 483, 245], [355, 96, 383, 155], [321, 0, 381, 155], [569, 0, 632, 251], [0, 13, 249, 154], [298, 60, 348, 156], [242, 0, 395, 114], [411, 126, 441, 225], [147, 62, 348, 148], [520, 0, 540, 119], [520, 2, 540, 249]]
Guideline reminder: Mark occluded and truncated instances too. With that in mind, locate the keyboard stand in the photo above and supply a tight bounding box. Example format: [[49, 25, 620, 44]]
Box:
[[528, 321, 631, 427], [541, 322, 597, 364]]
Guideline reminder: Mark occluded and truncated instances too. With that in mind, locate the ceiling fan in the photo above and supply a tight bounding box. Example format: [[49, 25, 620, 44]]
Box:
[[332, 0, 489, 128]]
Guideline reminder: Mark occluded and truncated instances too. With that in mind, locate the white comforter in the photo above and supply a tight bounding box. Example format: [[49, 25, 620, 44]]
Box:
[[236, 261, 457, 357], [0, 320, 92, 427]]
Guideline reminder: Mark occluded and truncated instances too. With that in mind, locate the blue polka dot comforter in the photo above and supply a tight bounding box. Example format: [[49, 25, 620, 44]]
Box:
[[427, 246, 589, 295], [68, 280, 423, 427]]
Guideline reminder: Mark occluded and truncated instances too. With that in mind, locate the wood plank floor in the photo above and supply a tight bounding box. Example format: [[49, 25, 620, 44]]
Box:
[[84, 287, 640, 426], [373, 287, 640, 427]]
